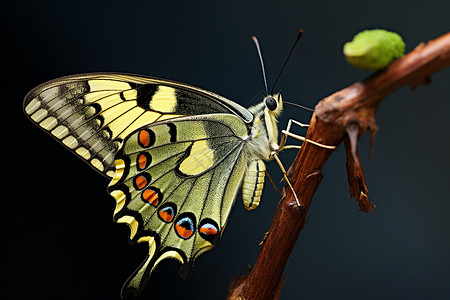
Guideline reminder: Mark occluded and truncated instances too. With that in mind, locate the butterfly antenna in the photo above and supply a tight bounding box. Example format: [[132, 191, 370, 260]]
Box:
[[284, 101, 315, 112], [271, 29, 304, 95], [252, 36, 269, 95]]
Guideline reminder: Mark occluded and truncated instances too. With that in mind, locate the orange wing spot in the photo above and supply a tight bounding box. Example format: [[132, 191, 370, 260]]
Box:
[[200, 226, 218, 236], [138, 130, 150, 147], [158, 210, 174, 222], [135, 175, 148, 190], [138, 153, 147, 169], [175, 224, 194, 239], [142, 189, 159, 206]]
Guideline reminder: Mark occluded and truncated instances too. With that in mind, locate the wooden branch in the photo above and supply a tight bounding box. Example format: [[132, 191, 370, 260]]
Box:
[[227, 32, 450, 300]]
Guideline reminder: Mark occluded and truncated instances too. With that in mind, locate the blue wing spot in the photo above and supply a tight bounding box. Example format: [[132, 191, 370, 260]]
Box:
[[158, 203, 177, 223], [175, 213, 196, 239]]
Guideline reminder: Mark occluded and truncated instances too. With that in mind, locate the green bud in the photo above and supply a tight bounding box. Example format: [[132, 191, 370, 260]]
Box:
[[343, 29, 405, 71]]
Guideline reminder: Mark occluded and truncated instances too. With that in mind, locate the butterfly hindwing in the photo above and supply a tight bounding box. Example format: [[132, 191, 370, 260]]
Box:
[[107, 114, 249, 298], [23, 73, 253, 178]]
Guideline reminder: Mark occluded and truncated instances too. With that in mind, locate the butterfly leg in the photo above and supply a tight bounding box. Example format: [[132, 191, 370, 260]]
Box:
[[270, 152, 301, 207], [279, 119, 336, 150], [271, 119, 336, 207], [242, 159, 266, 210]]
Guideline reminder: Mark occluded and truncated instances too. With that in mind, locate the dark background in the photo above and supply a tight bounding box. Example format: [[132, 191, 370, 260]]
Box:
[[2, 1, 449, 299]]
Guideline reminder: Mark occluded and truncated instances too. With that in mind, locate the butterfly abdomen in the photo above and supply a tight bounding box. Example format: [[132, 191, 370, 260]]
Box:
[[242, 160, 266, 210]]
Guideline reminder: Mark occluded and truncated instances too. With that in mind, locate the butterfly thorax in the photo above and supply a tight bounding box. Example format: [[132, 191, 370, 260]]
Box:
[[239, 93, 283, 211]]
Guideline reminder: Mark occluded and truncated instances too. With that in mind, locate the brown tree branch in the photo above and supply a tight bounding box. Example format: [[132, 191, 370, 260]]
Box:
[[227, 32, 450, 300]]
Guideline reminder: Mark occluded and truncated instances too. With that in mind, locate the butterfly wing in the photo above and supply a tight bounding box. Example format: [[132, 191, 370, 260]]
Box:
[[24, 73, 257, 298], [23, 73, 253, 178], [107, 114, 249, 298]]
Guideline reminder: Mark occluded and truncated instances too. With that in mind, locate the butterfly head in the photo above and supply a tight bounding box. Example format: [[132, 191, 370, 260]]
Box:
[[264, 92, 283, 117]]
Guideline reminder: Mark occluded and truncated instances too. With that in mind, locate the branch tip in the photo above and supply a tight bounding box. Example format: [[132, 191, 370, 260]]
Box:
[[344, 137, 374, 213]]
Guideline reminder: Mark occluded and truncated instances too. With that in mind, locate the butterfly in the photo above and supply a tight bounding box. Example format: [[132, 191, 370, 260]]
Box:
[[23, 72, 298, 298]]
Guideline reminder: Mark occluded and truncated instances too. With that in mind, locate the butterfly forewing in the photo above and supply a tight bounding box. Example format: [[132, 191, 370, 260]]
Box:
[[23, 73, 252, 178]]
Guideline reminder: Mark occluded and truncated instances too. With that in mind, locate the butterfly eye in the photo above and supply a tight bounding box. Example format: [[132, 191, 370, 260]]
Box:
[[265, 97, 277, 111]]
